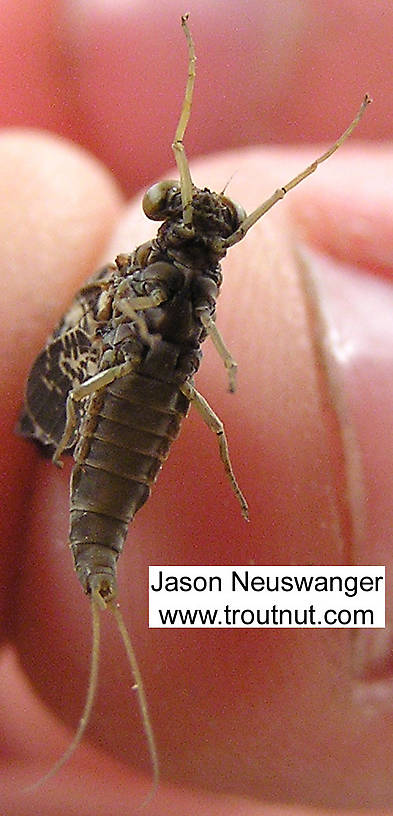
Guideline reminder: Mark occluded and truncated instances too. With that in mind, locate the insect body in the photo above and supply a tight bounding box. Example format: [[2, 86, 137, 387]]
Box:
[[18, 12, 370, 798], [19, 163, 250, 602]]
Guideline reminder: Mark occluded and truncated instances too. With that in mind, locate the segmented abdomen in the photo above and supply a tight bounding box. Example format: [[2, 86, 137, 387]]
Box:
[[70, 353, 189, 595]]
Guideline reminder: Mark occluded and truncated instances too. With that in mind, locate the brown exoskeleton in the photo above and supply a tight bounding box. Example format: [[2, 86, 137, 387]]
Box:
[[18, 12, 370, 802]]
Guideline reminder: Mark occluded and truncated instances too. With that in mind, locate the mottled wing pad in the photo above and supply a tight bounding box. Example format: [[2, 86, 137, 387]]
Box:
[[17, 268, 116, 453], [18, 327, 94, 452]]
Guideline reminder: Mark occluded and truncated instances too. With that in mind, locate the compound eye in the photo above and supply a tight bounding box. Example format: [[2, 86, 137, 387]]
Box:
[[220, 194, 247, 231], [230, 199, 247, 227], [142, 180, 181, 221]]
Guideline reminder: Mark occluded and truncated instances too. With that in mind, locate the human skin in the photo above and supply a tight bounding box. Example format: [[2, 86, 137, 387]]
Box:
[[1, 1, 393, 815]]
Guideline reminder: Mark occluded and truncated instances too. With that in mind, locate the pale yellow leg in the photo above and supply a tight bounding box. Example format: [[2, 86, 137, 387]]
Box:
[[53, 359, 137, 463], [114, 283, 166, 344], [181, 380, 249, 520], [199, 309, 237, 393]]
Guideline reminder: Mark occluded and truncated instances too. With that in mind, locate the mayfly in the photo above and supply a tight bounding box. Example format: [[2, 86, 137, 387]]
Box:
[[18, 12, 370, 801]]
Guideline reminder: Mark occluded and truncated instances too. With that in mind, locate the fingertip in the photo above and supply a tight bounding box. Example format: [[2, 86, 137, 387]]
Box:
[[0, 128, 123, 357]]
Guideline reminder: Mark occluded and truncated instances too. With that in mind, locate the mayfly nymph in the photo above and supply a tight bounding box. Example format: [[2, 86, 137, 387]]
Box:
[[18, 12, 371, 801]]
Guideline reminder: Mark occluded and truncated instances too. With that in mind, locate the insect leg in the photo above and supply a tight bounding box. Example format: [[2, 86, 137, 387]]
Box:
[[115, 286, 167, 317], [181, 380, 249, 520], [114, 282, 167, 345], [198, 309, 237, 393], [222, 93, 372, 249], [172, 14, 196, 227], [52, 358, 139, 463]]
